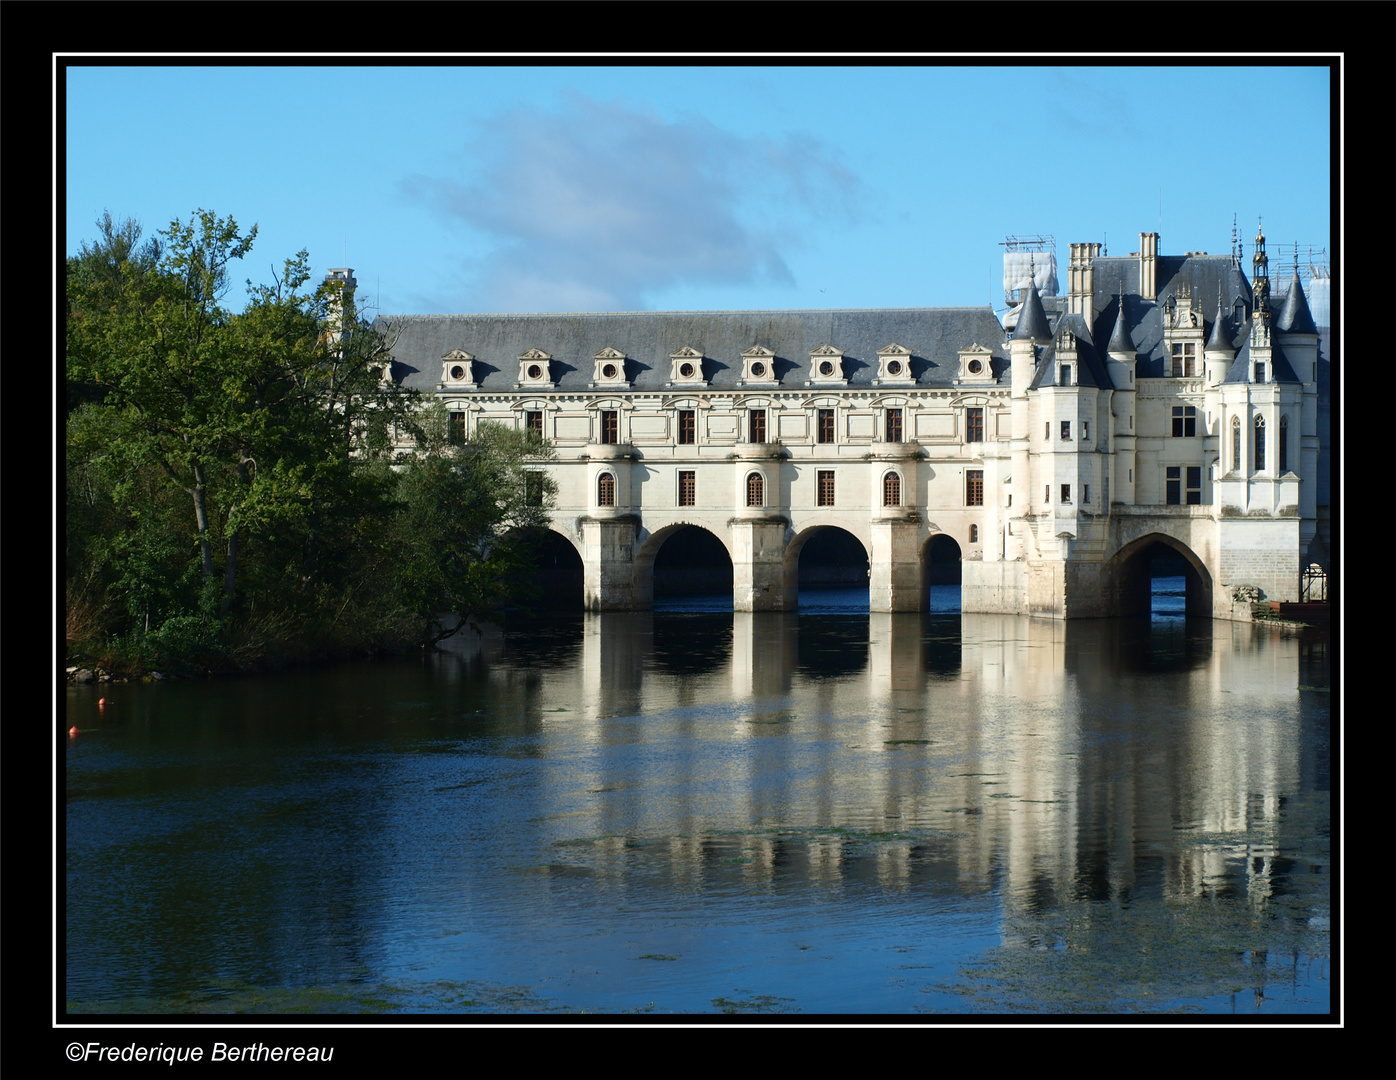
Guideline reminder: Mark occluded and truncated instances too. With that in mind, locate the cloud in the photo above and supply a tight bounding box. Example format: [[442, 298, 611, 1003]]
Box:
[[1045, 72, 1145, 142], [401, 95, 862, 311]]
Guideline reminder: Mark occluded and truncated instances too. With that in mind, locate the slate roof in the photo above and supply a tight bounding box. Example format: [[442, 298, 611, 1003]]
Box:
[[1028, 311, 1112, 391], [1086, 254, 1253, 378], [376, 307, 1010, 393]]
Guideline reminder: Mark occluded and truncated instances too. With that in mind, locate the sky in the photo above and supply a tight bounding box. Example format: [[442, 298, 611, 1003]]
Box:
[[63, 61, 1336, 319]]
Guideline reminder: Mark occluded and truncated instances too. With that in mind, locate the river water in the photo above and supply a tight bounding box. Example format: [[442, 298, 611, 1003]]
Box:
[[64, 584, 1332, 1017]]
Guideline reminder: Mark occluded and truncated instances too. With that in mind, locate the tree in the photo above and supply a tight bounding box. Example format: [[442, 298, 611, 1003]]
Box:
[[394, 403, 557, 641], [67, 210, 411, 643], [67, 208, 554, 671]]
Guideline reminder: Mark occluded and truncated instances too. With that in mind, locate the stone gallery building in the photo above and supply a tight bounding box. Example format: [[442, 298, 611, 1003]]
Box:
[[365, 225, 1328, 618]]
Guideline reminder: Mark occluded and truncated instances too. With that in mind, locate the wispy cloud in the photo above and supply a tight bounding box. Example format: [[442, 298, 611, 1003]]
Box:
[[1046, 72, 1145, 142], [401, 94, 862, 311]]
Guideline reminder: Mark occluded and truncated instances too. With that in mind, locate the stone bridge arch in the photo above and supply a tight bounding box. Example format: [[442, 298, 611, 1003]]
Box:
[[634, 521, 735, 608], [783, 524, 871, 607], [1105, 530, 1214, 618]]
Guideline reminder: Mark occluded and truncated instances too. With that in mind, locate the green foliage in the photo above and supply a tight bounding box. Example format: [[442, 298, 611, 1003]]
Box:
[[66, 209, 555, 674]]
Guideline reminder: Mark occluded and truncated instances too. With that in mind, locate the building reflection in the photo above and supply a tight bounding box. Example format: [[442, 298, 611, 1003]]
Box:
[[439, 610, 1320, 934]]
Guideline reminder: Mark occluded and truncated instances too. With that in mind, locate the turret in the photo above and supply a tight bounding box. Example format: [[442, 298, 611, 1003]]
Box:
[[1204, 290, 1235, 386], [1105, 295, 1137, 505]]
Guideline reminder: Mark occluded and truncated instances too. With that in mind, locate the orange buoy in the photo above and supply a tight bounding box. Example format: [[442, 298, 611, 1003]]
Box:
[[69, 726, 79, 736], [98, 697, 106, 707]]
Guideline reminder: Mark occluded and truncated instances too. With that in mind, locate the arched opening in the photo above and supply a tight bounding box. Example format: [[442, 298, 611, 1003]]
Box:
[[790, 526, 869, 612], [923, 533, 962, 613], [530, 529, 585, 611], [1109, 535, 1213, 619], [650, 525, 733, 611]]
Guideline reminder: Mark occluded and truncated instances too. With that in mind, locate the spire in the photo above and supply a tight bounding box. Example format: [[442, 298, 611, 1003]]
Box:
[[1107, 291, 1133, 355], [1252, 218, 1270, 316], [1012, 280, 1053, 344]]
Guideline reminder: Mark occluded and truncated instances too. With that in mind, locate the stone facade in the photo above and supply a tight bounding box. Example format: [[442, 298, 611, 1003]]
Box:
[[368, 225, 1327, 618]]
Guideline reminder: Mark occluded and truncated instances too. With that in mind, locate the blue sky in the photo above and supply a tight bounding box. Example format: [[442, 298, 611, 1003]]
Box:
[[64, 62, 1334, 318]]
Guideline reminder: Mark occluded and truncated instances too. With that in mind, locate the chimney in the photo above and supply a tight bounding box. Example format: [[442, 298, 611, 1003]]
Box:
[[1067, 242, 1100, 321], [1138, 233, 1158, 302]]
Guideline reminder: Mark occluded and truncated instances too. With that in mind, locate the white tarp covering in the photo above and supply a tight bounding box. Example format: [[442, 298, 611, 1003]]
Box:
[[1306, 267, 1330, 328], [1003, 251, 1059, 298]]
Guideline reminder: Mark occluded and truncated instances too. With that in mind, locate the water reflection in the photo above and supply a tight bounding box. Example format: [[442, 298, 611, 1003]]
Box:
[[65, 596, 1330, 1015]]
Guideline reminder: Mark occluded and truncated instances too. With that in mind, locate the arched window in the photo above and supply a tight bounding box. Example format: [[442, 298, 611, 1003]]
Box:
[[1254, 415, 1266, 472], [969, 524, 979, 543], [746, 472, 764, 508], [883, 471, 901, 507], [1280, 415, 1289, 473], [597, 472, 615, 507], [1232, 416, 1242, 471]]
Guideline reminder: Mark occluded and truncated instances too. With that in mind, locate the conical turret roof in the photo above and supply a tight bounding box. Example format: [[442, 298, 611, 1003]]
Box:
[[1207, 296, 1235, 353], [1107, 298, 1133, 355], [1012, 282, 1053, 344], [1276, 272, 1318, 334]]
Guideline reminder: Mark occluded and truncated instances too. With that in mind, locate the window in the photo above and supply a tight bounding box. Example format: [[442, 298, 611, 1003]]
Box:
[[1083, 484, 1090, 504], [817, 408, 835, 444], [525, 472, 544, 507], [601, 410, 619, 444], [1060, 364, 1072, 386], [817, 470, 835, 507], [749, 409, 767, 443], [885, 408, 903, 443], [1171, 342, 1197, 377], [449, 411, 466, 446], [746, 472, 764, 507], [1232, 416, 1242, 471], [1280, 415, 1289, 472], [1254, 362, 1267, 383], [678, 409, 696, 445], [1060, 484, 1072, 504], [597, 472, 615, 507], [1045, 422, 1050, 440], [966, 408, 984, 443], [1187, 466, 1201, 504], [678, 470, 696, 507], [1254, 415, 1266, 472], [883, 471, 901, 506], [1061, 420, 1072, 441], [967, 470, 984, 507], [1082, 421, 1090, 441], [526, 410, 543, 435], [969, 524, 979, 543], [1167, 466, 1181, 505], [1045, 485, 1051, 504], [1172, 406, 1197, 437]]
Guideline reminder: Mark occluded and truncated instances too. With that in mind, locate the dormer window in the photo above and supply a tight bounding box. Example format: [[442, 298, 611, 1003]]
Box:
[[1254, 362, 1268, 383], [957, 343, 994, 383], [1059, 363, 1072, 386], [740, 346, 778, 385], [809, 344, 847, 386], [592, 347, 630, 388], [518, 348, 554, 388], [875, 344, 915, 385], [669, 346, 708, 387], [441, 349, 476, 389], [1171, 342, 1196, 377]]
